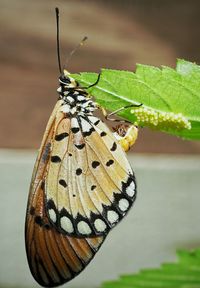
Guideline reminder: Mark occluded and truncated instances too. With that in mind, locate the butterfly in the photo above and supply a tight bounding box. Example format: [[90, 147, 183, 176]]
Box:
[[25, 8, 138, 288]]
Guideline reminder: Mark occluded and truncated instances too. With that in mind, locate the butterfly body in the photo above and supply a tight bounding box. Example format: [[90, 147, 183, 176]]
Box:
[[25, 70, 137, 287], [57, 73, 97, 117]]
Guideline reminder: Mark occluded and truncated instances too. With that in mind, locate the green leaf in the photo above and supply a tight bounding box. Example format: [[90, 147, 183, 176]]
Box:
[[72, 60, 200, 140], [100, 249, 200, 288]]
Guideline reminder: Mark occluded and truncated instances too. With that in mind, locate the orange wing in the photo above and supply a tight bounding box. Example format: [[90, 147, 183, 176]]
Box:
[[25, 101, 105, 287]]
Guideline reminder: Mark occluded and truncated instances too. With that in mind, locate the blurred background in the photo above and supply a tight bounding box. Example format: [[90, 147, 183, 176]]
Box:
[[1, 0, 200, 153], [0, 1, 200, 288]]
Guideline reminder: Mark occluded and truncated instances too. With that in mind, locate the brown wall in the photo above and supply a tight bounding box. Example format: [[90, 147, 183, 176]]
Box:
[[0, 0, 200, 153]]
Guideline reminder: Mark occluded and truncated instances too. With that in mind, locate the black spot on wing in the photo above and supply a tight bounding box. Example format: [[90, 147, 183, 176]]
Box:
[[51, 155, 61, 163], [59, 179, 67, 188], [100, 131, 107, 137], [44, 223, 51, 230], [92, 161, 100, 168], [34, 216, 43, 226], [55, 132, 69, 141], [75, 143, 85, 149], [76, 168, 82, 175], [82, 127, 95, 137], [91, 185, 97, 191], [30, 206, 35, 215], [110, 142, 117, 151], [71, 127, 80, 134], [106, 159, 114, 167], [47, 199, 57, 210], [94, 119, 100, 125]]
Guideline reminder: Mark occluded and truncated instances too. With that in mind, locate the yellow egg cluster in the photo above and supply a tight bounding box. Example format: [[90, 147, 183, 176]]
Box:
[[131, 107, 191, 131]]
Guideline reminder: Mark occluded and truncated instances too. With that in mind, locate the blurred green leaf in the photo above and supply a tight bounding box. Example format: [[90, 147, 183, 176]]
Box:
[[100, 249, 200, 288], [72, 60, 200, 140]]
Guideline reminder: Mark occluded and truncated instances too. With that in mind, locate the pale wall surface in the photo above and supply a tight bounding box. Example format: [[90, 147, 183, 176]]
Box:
[[0, 150, 200, 287]]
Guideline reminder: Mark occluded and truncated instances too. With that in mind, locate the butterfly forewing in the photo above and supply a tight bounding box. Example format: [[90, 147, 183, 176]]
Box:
[[25, 100, 105, 287]]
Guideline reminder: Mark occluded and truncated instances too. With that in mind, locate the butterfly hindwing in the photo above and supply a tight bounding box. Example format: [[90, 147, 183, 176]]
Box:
[[42, 109, 136, 237]]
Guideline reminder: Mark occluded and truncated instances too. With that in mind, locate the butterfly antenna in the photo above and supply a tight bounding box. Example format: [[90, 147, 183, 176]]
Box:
[[64, 36, 88, 69], [55, 7, 62, 74]]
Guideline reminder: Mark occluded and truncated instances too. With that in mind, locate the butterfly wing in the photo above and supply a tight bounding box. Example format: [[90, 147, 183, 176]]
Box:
[[44, 110, 136, 237], [25, 101, 105, 287], [78, 115, 137, 233]]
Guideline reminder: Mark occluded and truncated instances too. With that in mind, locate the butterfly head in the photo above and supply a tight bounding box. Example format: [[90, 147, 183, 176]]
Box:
[[58, 69, 78, 89]]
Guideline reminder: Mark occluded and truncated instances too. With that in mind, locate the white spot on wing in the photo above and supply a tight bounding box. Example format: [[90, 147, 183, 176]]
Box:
[[67, 96, 74, 103], [80, 117, 92, 133], [61, 104, 70, 113], [119, 198, 129, 212], [94, 219, 107, 232], [77, 221, 92, 235], [70, 107, 76, 115], [49, 209, 57, 223], [77, 95, 85, 101], [71, 117, 79, 128], [126, 180, 135, 197], [60, 216, 74, 233], [88, 116, 100, 124], [107, 210, 119, 224]]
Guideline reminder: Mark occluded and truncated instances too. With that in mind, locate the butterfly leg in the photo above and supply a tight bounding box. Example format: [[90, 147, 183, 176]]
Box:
[[101, 103, 142, 123]]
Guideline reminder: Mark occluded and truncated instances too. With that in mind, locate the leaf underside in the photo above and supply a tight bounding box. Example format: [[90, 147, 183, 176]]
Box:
[[73, 60, 200, 140]]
